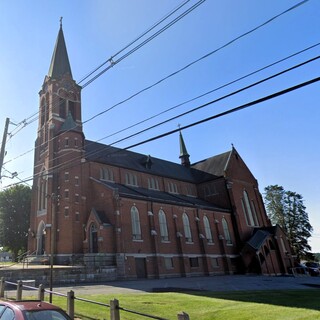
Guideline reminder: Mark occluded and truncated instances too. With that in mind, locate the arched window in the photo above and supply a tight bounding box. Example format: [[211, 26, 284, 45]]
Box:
[[182, 212, 192, 242], [280, 237, 287, 253], [159, 210, 169, 241], [59, 98, 66, 118], [36, 221, 46, 255], [242, 190, 258, 226], [203, 216, 213, 243], [126, 173, 138, 186], [148, 177, 159, 190], [131, 206, 141, 240], [41, 102, 45, 126], [38, 170, 47, 212], [100, 167, 114, 181], [68, 101, 76, 119], [222, 218, 232, 245], [90, 223, 98, 253]]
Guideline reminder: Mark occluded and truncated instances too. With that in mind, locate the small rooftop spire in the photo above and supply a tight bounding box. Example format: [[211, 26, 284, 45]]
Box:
[[179, 129, 190, 168]]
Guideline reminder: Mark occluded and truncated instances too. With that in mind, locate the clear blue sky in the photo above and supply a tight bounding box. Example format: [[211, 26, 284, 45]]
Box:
[[0, 1, 319, 251]]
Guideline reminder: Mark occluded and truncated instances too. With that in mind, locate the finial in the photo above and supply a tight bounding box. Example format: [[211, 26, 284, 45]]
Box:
[[178, 123, 181, 130], [231, 143, 234, 149], [60, 17, 63, 28]]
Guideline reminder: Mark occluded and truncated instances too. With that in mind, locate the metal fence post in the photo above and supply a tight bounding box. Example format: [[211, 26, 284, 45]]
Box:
[[0, 278, 5, 298], [177, 311, 190, 320], [67, 290, 75, 320], [38, 284, 45, 301], [16, 281, 23, 301], [110, 299, 120, 320]]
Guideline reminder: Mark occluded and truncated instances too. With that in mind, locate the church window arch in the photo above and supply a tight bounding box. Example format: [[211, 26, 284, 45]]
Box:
[[241, 190, 258, 227], [182, 212, 192, 242], [89, 223, 98, 253], [59, 98, 66, 118], [222, 218, 232, 245], [37, 169, 47, 212], [203, 216, 213, 243], [36, 221, 46, 255], [68, 100, 75, 119], [131, 206, 141, 240], [159, 209, 169, 241], [126, 173, 138, 186], [100, 167, 114, 181]]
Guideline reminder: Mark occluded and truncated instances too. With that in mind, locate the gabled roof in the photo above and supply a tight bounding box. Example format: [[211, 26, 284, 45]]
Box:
[[92, 178, 230, 212], [48, 25, 73, 79], [246, 229, 271, 250], [90, 207, 110, 225], [191, 150, 232, 177], [85, 140, 217, 183]]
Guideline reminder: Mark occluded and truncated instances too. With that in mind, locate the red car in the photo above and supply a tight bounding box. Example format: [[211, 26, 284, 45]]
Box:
[[0, 300, 72, 320]]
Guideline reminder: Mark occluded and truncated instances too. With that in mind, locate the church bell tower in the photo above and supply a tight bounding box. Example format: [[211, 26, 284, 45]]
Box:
[[29, 20, 85, 260]]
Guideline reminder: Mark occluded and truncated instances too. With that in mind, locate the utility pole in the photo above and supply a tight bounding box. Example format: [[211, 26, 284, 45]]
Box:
[[0, 118, 10, 180]]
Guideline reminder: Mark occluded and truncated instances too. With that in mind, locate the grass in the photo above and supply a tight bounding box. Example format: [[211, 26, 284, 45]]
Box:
[[21, 289, 320, 320]]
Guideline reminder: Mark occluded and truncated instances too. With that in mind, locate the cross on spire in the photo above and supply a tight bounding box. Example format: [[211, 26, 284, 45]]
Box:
[[60, 17, 63, 28]]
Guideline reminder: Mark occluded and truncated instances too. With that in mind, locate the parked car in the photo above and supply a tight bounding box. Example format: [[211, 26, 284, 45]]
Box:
[[293, 263, 309, 275], [305, 262, 320, 276], [0, 300, 72, 320]]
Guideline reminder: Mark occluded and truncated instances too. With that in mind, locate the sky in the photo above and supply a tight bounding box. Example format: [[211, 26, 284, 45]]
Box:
[[0, 0, 319, 251]]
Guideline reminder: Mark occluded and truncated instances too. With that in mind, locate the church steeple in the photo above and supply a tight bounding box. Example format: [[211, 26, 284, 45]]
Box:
[[48, 19, 73, 79], [179, 130, 190, 167]]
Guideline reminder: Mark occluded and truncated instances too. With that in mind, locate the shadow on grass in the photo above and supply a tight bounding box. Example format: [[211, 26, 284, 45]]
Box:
[[153, 287, 320, 312]]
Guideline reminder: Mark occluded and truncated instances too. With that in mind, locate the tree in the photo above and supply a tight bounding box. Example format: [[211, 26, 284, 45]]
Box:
[[0, 184, 31, 259], [264, 185, 312, 261]]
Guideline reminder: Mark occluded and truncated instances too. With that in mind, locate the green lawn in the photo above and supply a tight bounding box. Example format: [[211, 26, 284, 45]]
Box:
[[32, 289, 320, 320]]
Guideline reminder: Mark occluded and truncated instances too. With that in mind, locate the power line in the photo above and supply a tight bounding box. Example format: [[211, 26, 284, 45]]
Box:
[[78, 0, 192, 84], [98, 54, 320, 148], [3, 73, 319, 190], [1, 0, 312, 172], [4, 45, 320, 172], [123, 76, 320, 150], [32, 51, 320, 174], [94, 43, 320, 144], [2, 0, 206, 153], [83, 0, 310, 123], [81, 0, 206, 88]]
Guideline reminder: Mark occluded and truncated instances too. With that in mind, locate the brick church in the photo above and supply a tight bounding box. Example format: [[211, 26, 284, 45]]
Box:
[[28, 24, 294, 279]]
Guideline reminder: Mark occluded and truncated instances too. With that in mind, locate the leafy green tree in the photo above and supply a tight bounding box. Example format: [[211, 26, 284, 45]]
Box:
[[264, 185, 312, 261], [0, 184, 31, 259]]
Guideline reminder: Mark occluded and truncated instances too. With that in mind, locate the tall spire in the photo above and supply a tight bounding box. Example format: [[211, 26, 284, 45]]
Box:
[[48, 19, 73, 79], [179, 130, 190, 167]]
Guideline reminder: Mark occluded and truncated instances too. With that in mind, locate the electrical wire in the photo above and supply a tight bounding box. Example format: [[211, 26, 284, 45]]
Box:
[[2, 74, 319, 190], [83, 0, 310, 123], [2, 0, 205, 151], [123, 76, 320, 150], [32, 51, 320, 174], [4, 45, 320, 172], [0, 0, 312, 174], [81, 0, 206, 88], [78, 0, 192, 84]]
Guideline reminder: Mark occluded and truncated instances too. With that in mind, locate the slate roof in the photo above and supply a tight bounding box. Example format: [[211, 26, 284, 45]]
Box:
[[192, 150, 232, 177], [48, 26, 73, 79], [246, 229, 271, 250], [85, 140, 217, 184], [94, 179, 230, 212]]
